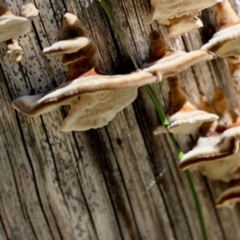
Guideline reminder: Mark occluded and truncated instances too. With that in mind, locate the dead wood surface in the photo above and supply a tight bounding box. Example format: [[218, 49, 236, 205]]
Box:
[[1, 0, 240, 239]]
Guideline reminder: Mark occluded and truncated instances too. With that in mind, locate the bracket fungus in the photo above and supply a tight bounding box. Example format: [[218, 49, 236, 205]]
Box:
[[216, 183, 240, 208], [212, 88, 240, 131], [179, 126, 240, 182], [11, 13, 157, 132], [179, 89, 240, 181], [153, 76, 218, 135], [4, 39, 24, 62], [142, 31, 215, 81], [201, 0, 240, 90], [0, 2, 31, 62], [21, 3, 39, 18], [143, 0, 222, 37]]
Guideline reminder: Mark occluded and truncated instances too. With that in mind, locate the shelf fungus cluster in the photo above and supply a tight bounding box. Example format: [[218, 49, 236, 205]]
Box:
[[11, 13, 214, 132], [144, 0, 223, 37], [0, 2, 38, 62], [141, 0, 240, 208], [179, 89, 240, 208]]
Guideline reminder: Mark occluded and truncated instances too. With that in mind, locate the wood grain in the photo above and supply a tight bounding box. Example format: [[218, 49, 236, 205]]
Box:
[[0, 0, 240, 239]]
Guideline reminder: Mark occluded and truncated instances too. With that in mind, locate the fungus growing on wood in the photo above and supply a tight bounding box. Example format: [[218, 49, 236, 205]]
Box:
[[212, 88, 240, 131], [0, 3, 30, 42], [21, 3, 39, 18], [179, 88, 240, 181], [142, 31, 214, 81], [43, 37, 90, 56], [216, 184, 240, 208], [167, 15, 203, 37], [0, 2, 30, 62], [199, 94, 219, 136], [11, 13, 157, 132], [4, 39, 24, 62], [201, 0, 240, 90], [179, 126, 240, 182], [153, 76, 218, 135], [143, 0, 222, 37]]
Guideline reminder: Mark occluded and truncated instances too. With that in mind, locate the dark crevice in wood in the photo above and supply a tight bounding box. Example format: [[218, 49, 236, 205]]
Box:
[[14, 115, 55, 240], [14, 121, 54, 239], [60, 0, 67, 11], [203, 178, 228, 240], [104, 127, 138, 240], [24, 209, 38, 240], [131, 103, 178, 239], [158, 183, 178, 240], [32, 14, 52, 47], [49, 204, 64, 240], [131, 102, 159, 172], [119, 0, 139, 63], [132, 100, 191, 239], [48, 0, 61, 29], [97, 129, 143, 240], [39, 116, 72, 216], [95, 131, 128, 239], [0, 65, 38, 239], [71, 133, 101, 240], [18, 63, 34, 94], [77, 178, 100, 240], [0, 213, 10, 240], [164, 134, 195, 240], [5, 149, 28, 220]]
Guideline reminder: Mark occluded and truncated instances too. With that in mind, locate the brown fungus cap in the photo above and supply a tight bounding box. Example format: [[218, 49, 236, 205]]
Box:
[[144, 0, 222, 36], [153, 77, 218, 135], [179, 126, 240, 181], [142, 31, 214, 80]]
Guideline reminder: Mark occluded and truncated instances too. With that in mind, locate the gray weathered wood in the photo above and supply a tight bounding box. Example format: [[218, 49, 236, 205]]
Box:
[[1, 0, 240, 239]]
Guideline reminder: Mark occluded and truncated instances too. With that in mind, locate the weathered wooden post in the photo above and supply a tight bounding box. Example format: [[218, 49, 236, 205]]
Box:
[[1, 0, 240, 239]]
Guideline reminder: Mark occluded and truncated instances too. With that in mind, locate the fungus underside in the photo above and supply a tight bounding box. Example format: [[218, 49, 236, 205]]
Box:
[[98, 1, 208, 240]]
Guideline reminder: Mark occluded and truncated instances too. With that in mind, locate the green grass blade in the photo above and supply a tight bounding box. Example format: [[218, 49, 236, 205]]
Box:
[[185, 171, 208, 240], [144, 85, 183, 160]]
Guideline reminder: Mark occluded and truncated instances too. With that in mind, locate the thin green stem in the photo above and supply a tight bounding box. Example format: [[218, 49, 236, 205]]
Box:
[[144, 85, 183, 160], [185, 171, 208, 240], [98, 1, 207, 239]]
